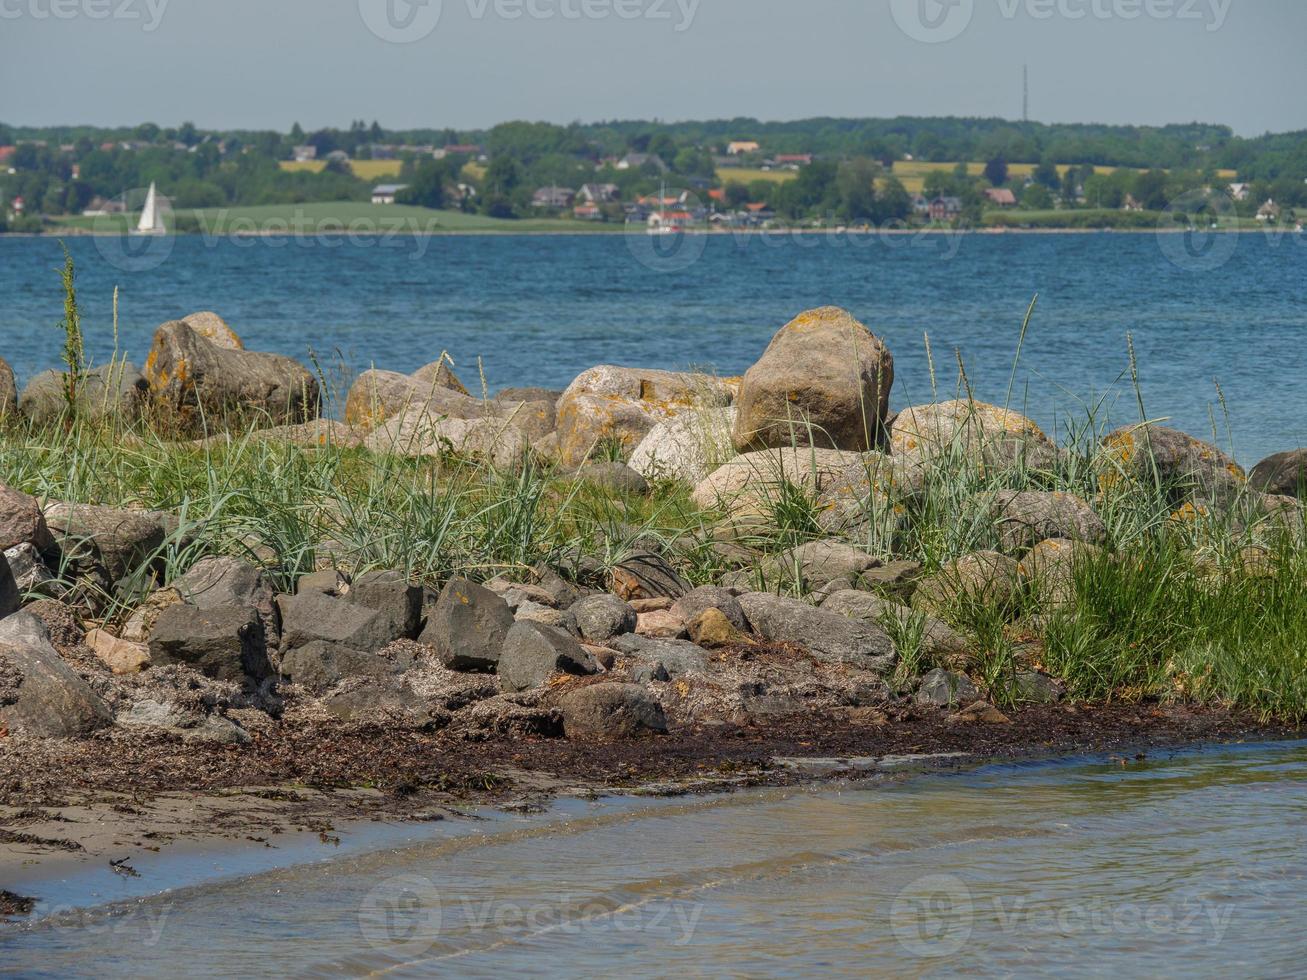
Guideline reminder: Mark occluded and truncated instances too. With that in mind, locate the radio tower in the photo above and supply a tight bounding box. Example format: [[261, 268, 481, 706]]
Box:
[[1023, 64, 1030, 123]]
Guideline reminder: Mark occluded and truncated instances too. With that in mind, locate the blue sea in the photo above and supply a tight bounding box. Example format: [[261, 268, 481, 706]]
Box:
[[2, 229, 1304, 464]]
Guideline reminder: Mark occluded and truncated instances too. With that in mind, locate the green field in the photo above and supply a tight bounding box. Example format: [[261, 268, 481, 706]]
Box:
[[50, 202, 624, 235]]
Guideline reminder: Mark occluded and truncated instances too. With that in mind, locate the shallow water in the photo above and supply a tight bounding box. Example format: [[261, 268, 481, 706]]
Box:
[[4, 742, 1306, 977], [3, 231, 1306, 464]]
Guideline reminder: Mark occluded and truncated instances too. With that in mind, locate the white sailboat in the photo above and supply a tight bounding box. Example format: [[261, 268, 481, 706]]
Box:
[[133, 182, 166, 235]]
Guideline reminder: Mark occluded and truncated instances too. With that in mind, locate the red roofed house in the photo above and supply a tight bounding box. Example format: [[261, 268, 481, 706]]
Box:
[[774, 154, 813, 167], [985, 187, 1017, 207], [0, 146, 14, 165]]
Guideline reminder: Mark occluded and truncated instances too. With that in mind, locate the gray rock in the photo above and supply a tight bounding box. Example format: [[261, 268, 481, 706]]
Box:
[[989, 490, 1106, 553], [117, 699, 250, 744], [277, 590, 394, 655], [762, 539, 881, 590], [1013, 671, 1064, 704], [1101, 425, 1245, 505], [419, 579, 515, 672], [892, 400, 1062, 472], [4, 543, 62, 600], [346, 569, 422, 641], [577, 462, 650, 496], [280, 640, 411, 693], [498, 621, 599, 692], [298, 567, 350, 595], [570, 594, 637, 643], [821, 590, 969, 665], [144, 319, 320, 433], [1249, 450, 1307, 498], [174, 556, 280, 644], [733, 306, 893, 453], [148, 604, 271, 682], [915, 668, 979, 708], [0, 612, 112, 736], [608, 633, 710, 680], [911, 551, 1023, 617], [858, 560, 923, 601], [497, 386, 562, 406], [0, 548, 18, 617], [559, 683, 668, 738], [530, 564, 583, 608], [671, 586, 750, 632], [513, 600, 573, 630], [0, 484, 56, 554], [318, 677, 432, 724], [736, 592, 896, 672], [19, 362, 149, 427], [44, 502, 168, 585]]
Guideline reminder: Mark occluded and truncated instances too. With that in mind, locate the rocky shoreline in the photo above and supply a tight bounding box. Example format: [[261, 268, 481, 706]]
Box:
[[2, 304, 1306, 916]]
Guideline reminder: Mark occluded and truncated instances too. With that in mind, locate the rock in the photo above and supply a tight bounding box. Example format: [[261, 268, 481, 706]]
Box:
[[686, 607, 746, 648], [419, 579, 515, 672], [609, 634, 710, 680], [497, 621, 599, 692], [1248, 449, 1307, 498], [635, 608, 688, 639], [121, 587, 182, 643], [0, 547, 21, 616], [4, 543, 62, 599], [317, 677, 431, 725], [143, 319, 320, 432], [814, 454, 925, 536], [558, 682, 667, 738], [181, 311, 243, 350], [0, 484, 55, 553], [947, 701, 1011, 725], [692, 447, 864, 525], [280, 640, 412, 693], [911, 551, 1023, 617], [277, 591, 394, 656], [487, 579, 559, 610], [43, 502, 168, 585], [411, 358, 468, 394], [628, 407, 738, 485], [630, 596, 674, 613], [821, 590, 969, 666], [554, 365, 737, 468], [173, 556, 279, 642], [513, 600, 572, 630], [1100, 425, 1245, 505], [570, 594, 637, 643], [498, 385, 560, 405], [733, 306, 894, 453], [19, 362, 149, 427], [298, 568, 350, 596], [346, 569, 422, 641], [195, 419, 362, 450], [769, 540, 881, 589], [529, 565, 582, 608], [148, 604, 271, 682], [84, 628, 150, 675], [736, 592, 896, 671], [610, 552, 690, 601], [989, 490, 1106, 553], [345, 367, 471, 430], [857, 560, 924, 601], [1013, 671, 1064, 704], [915, 668, 979, 708], [1019, 538, 1101, 606], [22, 598, 86, 655], [891, 400, 1061, 472], [117, 699, 250, 744], [0, 357, 16, 419], [0, 612, 112, 736], [671, 586, 750, 632], [363, 408, 529, 468], [577, 462, 650, 496]]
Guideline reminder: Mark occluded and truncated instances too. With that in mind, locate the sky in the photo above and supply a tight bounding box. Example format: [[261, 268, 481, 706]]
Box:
[[1, 0, 1303, 136]]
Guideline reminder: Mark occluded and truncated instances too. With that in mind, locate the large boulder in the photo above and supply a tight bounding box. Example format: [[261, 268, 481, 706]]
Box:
[[610, 552, 691, 602], [570, 594, 638, 644], [629, 406, 737, 485], [0, 484, 55, 554], [173, 556, 280, 645], [671, 586, 750, 633], [558, 683, 667, 739], [344, 366, 471, 430], [147, 604, 271, 682], [346, 570, 422, 642], [0, 357, 16, 420], [814, 454, 926, 536], [143, 319, 320, 432], [692, 447, 864, 524], [497, 621, 599, 692], [821, 590, 969, 666], [182, 311, 243, 350], [0, 553, 19, 618], [988, 490, 1106, 553], [891, 400, 1061, 472], [20, 362, 149, 427], [0, 612, 111, 736], [280, 640, 413, 693], [1249, 450, 1307, 498], [736, 592, 896, 671], [1099, 425, 1245, 505], [554, 366, 737, 468], [916, 668, 979, 708], [733, 307, 894, 453], [276, 591, 395, 655], [44, 502, 168, 585], [419, 579, 515, 672]]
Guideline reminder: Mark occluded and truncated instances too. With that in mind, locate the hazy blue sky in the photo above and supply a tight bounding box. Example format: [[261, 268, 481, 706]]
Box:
[[2, 0, 1302, 135]]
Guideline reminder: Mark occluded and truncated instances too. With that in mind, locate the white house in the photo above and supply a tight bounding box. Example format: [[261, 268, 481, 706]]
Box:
[[371, 184, 408, 205]]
